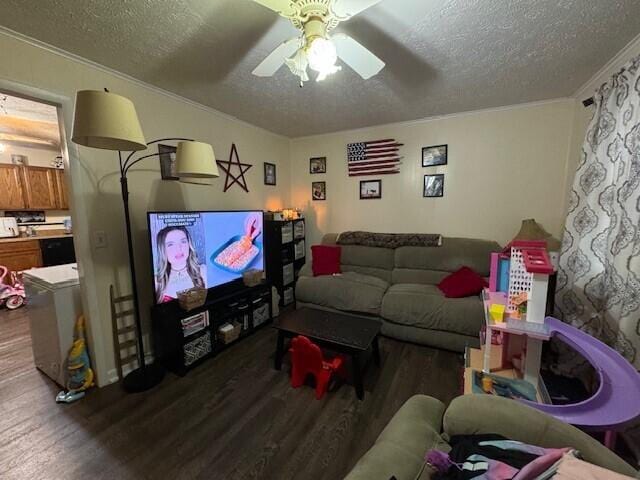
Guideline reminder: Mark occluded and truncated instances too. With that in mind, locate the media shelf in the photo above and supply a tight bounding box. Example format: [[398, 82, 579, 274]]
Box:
[[151, 283, 272, 376], [264, 217, 306, 307]]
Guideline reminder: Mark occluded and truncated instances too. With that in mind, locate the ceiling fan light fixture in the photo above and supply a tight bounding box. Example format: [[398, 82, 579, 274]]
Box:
[[307, 37, 340, 80], [285, 48, 310, 83]]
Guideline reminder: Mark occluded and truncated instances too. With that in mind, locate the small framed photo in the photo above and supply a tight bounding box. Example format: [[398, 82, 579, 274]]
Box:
[[310, 157, 327, 174], [158, 144, 178, 180], [360, 179, 382, 199], [264, 162, 276, 185], [11, 154, 28, 166], [423, 174, 444, 198], [312, 181, 326, 201], [422, 144, 447, 167]]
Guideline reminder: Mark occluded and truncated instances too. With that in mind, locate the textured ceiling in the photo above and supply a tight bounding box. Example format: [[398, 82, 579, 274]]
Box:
[[1, 0, 639, 137]]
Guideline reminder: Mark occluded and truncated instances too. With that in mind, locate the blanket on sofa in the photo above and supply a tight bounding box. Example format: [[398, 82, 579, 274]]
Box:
[[336, 231, 442, 248]]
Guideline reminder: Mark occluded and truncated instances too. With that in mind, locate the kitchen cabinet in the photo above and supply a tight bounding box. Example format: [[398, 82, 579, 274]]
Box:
[[0, 164, 27, 210], [21, 166, 58, 210], [0, 240, 43, 276], [54, 169, 69, 209], [0, 165, 68, 211]]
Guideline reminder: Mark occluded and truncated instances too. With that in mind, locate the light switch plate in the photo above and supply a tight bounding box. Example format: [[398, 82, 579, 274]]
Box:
[[94, 230, 108, 248]]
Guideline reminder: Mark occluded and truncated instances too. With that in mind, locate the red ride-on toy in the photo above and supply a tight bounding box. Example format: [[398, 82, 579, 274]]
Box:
[[0, 266, 26, 310], [289, 335, 345, 399]]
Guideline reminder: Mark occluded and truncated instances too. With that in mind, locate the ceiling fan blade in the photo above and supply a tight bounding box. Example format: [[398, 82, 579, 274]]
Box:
[[332, 33, 385, 79], [330, 0, 383, 19], [252, 37, 302, 77], [250, 0, 297, 17]]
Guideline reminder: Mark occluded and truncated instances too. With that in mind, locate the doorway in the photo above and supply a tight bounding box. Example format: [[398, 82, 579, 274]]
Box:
[[0, 90, 84, 393]]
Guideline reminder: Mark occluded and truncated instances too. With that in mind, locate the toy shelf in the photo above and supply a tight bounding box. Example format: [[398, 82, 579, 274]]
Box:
[[482, 290, 550, 341], [480, 288, 552, 391], [463, 344, 550, 404]]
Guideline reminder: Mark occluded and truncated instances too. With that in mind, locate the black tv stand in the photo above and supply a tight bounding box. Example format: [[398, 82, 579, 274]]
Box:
[[151, 283, 272, 376]]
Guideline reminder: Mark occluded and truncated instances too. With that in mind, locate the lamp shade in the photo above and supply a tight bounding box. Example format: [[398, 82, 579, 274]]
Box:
[[72, 90, 147, 151], [512, 218, 561, 251], [176, 141, 219, 178]]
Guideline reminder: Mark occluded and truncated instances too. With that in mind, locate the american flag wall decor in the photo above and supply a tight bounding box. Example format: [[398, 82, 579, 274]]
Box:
[[347, 139, 404, 176]]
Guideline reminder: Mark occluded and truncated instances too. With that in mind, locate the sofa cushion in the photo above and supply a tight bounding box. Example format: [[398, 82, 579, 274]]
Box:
[[340, 244, 395, 283], [394, 237, 501, 277], [295, 272, 389, 315], [381, 284, 484, 337], [311, 244, 341, 276], [443, 395, 638, 478]]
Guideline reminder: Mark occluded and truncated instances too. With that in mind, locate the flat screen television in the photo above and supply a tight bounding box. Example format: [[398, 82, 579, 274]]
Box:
[[148, 210, 264, 304]]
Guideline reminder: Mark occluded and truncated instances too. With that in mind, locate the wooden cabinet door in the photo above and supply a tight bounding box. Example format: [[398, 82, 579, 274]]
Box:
[[0, 240, 43, 276], [21, 166, 58, 209], [54, 169, 69, 209], [0, 164, 27, 210]]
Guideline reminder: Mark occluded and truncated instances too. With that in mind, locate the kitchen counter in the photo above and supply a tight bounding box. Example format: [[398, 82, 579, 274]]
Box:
[[0, 232, 73, 244]]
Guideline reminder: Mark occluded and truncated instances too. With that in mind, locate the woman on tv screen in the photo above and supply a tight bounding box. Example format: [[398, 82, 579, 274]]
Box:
[[154, 226, 206, 303]]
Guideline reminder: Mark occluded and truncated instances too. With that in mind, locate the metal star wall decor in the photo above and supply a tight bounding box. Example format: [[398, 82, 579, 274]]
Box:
[[216, 143, 252, 193]]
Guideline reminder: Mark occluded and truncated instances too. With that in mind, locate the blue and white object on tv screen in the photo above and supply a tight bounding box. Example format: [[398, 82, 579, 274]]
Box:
[[148, 211, 264, 304]]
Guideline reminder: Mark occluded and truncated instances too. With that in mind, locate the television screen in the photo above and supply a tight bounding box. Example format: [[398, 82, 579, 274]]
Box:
[[148, 210, 264, 304]]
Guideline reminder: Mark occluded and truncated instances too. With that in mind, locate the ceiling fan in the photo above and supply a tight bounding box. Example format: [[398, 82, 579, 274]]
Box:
[[251, 0, 385, 86]]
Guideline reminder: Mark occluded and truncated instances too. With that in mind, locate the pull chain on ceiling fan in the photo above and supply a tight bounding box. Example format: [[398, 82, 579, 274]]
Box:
[[251, 0, 385, 86]]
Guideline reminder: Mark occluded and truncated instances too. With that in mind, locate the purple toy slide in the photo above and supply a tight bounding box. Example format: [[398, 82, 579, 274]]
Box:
[[521, 317, 640, 434]]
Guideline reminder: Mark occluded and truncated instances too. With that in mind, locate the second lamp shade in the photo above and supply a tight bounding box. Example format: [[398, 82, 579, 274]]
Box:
[[176, 141, 219, 178]]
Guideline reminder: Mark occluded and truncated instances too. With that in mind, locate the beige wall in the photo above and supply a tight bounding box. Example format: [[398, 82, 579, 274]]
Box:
[[0, 31, 291, 386], [290, 100, 576, 249], [0, 144, 60, 167]]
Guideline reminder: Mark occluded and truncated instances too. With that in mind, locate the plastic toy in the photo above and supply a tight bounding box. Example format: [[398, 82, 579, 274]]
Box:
[[56, 316, 95, 404], [520, 317, 640, 449], [483, 241, 640, 448], [289, 335, 345, 399], [484, 240, 554, 387], [0, 266, 26, 310], [489, 304, 505, 323]]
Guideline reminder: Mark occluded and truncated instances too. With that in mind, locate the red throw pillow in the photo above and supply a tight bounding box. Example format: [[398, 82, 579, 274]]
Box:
[[438, 266, 488, 298], [311, 245, 341, 276]]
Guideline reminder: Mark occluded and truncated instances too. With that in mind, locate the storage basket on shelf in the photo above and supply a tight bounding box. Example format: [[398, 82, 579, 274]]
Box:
[[218, 322, 242, 344], [184, 331, 212, 366], [177, 287, 207, 312], [242, 268, 264, 287]]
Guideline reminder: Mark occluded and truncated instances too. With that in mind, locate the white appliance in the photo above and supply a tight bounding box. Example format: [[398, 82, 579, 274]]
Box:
[[23, 263, 82, 387], [0, 217, 18, 238]]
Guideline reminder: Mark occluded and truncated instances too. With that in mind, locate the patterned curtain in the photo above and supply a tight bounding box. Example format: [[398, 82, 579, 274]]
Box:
[[555, 53, 640, 372]]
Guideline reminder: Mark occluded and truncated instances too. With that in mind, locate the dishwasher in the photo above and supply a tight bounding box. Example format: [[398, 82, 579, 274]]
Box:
[[40, 237, 76, 266]]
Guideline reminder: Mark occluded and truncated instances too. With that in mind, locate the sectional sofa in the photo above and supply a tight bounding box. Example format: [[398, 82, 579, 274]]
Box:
[[344, 394, 638, 479], [296, 233, 501, 352]]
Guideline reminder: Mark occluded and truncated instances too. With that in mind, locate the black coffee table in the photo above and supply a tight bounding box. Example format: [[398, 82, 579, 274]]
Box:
[[273, 307, 382, 400]]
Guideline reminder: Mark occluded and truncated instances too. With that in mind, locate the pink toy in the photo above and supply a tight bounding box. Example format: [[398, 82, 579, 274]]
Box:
[[0, 266, 26, 310]]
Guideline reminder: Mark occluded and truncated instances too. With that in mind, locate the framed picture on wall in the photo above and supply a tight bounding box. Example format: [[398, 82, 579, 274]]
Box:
[[264, 162, 276, 185], [423, 174, 444, 197], [422, 144, 447, 167], [310, 157, 327, 174], [360, 179, 382, 199], [158, 144, 178, 180], [312, 181, 326, 201]]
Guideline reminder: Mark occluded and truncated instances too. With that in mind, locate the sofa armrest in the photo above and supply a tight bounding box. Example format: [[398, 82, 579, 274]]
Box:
[[344, 395, 448, 480], [443, 395, 638, 478], [298, 262, 313, 278]]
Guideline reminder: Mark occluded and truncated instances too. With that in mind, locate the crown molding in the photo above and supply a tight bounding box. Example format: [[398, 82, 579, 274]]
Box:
[[573, 31, 640, 101]]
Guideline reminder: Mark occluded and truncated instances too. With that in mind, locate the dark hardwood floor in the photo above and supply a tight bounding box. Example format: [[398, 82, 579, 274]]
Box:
[[0, 308, 462, 480]]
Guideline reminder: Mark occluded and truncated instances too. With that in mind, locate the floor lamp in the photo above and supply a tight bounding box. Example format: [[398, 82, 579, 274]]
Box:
[[71, 89, 219, 392]]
